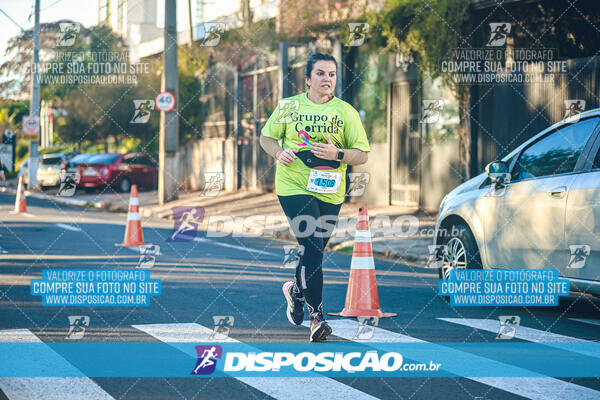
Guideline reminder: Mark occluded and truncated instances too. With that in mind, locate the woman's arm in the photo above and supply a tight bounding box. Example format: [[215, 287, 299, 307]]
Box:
[[341, 148, 368, 166], [260, 135, 297, 164], [310, 135, 369, 166], [260, 135, 282, 158]]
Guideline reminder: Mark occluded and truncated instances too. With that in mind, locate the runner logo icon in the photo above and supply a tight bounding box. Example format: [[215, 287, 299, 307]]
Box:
[[192, 345, 223, 375], [169, 207, 205, 241], [130, 100, 155, 124], [496, 316, 520, 339], [57, 22, 80, 47], [66, 315, 90, 339], [567, 245, 590, 269], [209, 316, 234, 340], [347, 23, 369, 46], [486, 23, 511, 47]]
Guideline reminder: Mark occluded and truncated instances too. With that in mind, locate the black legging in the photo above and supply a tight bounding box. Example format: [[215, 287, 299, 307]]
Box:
[[278, 195, 342, 315]]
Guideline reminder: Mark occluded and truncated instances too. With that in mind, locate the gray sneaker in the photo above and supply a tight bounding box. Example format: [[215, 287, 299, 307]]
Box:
[[282, 281, 305, 326], [309, 312, 332, 342]]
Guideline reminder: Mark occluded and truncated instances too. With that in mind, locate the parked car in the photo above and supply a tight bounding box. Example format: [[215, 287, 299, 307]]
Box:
[[63, 153, 97, 174], [37, 153, 70, 190], [435, 109, 600, 296], [77, 152, 158, 193]]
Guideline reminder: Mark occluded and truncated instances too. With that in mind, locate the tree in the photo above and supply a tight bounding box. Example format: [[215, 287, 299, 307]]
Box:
[[372, 0, 472, 178]]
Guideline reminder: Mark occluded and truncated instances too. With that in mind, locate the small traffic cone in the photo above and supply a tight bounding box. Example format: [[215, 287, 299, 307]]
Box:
[[115, 184, 146, 247], [13, 176, 27, 213], [329, 206, 396, 318]]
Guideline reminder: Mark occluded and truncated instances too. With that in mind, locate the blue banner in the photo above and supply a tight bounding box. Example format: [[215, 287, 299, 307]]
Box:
[[0, 341, 599, 378], [30, 269, 161, 306], [439, 269, 569, 306]]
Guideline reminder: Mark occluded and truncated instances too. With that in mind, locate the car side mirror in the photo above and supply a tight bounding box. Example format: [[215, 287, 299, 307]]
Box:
[[485, 160, 511, 187]]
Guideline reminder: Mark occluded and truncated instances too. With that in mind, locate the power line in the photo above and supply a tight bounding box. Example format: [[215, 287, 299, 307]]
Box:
[[0, 8, 27, 32]]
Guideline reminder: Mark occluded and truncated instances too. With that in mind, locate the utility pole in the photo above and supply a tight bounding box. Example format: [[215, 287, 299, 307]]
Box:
[[158, 0, 179, 204], [29, 0, 41, 189], [187, 0, 194, 46]]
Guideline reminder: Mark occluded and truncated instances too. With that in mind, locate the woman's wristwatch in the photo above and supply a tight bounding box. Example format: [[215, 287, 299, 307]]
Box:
[[337, 149, 345, 161]]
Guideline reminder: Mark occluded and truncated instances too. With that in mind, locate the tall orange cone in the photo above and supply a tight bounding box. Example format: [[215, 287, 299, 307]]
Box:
[[13, 176, 27, 213], [115, 184, 146, 247], [329, 206, 396, 318]]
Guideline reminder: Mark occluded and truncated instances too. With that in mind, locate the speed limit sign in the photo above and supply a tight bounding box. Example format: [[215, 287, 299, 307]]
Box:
[[22, 116, 40, 140], [155, 91, 176, 112]]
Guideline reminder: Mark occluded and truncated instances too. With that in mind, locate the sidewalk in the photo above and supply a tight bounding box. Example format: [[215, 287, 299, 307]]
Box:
[[1, 182, 436, 264]]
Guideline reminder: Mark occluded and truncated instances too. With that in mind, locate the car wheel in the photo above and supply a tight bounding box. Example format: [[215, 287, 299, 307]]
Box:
[[438, 224, 482, 280], [119, 177, 131, 193]]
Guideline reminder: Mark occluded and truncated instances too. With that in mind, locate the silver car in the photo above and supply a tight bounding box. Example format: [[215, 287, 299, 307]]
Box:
[[435, 109, 600, 296], [37, 153, 68, 190]]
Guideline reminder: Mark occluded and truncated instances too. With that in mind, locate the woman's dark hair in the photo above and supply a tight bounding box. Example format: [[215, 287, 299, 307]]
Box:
[[305, 52, 337, 77]]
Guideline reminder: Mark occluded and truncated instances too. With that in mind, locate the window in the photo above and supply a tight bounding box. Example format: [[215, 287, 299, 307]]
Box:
[[138, 156, 155, 166], [41, 157, 63, 165], [594, 147, 600, 169], [512, 118, 599, 181], [88, 154, 119, 164]]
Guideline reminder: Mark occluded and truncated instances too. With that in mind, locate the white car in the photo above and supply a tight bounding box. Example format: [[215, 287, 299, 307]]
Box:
[[435, 109, 600, 296]]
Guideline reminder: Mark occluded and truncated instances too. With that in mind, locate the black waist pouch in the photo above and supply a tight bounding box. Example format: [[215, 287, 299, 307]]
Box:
[[295, 150, 340, 170]]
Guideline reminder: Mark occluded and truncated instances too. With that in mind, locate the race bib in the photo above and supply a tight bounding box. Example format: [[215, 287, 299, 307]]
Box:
[[306, 169, 342, 194]]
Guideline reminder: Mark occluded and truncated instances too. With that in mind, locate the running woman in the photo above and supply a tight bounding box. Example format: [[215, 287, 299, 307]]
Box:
[[260, 52, 370, 341]]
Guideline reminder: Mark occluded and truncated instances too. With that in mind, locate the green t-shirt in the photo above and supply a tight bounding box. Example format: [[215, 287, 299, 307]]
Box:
[[261, 92, 370, 204]]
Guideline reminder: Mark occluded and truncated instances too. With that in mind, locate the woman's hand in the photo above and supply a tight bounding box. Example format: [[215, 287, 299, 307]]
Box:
[[311, 135, 338, 160], [276, 149, 298, 164]]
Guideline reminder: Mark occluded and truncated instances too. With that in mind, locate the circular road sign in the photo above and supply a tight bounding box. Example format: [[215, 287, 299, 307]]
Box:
[[155, 91, 176, 112]]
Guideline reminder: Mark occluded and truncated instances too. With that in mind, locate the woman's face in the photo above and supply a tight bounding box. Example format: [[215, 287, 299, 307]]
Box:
[[306, 60, 337, 97]]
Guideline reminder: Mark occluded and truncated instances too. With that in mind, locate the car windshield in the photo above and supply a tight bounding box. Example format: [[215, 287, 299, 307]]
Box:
[[41, 157, 63, 165], [87, 154, 119, 164]]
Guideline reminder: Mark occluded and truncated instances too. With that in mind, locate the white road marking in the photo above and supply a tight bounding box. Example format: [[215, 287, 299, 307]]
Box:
[[192, 237, 275, 256], [123, 246, 163, 256], [55, 223, 83, 232], [132, 323, 380, 400], [570, 318, 600, 327], [311, 319, 600, 400], [0, 329, 115, 400], [439, 318, 598, 359]]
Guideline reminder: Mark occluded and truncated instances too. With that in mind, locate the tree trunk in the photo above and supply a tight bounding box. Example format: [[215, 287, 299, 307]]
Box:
[[458, 88, 471, 181]]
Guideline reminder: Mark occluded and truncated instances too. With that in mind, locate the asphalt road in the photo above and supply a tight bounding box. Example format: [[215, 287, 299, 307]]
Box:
[[0, 192, 599, 400]]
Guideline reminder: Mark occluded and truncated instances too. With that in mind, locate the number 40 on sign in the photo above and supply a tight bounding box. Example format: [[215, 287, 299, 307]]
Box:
[[155, 91, 176, 112]]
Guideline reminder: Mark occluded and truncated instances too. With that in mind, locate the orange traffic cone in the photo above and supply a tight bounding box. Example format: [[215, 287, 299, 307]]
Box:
[[329, 206, 396, 318], [115, 184, 146, 247], [13, 176, 27, 213]]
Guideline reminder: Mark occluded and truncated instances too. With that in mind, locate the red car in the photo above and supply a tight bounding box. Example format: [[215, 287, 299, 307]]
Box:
[[77, 153, 158, 193]]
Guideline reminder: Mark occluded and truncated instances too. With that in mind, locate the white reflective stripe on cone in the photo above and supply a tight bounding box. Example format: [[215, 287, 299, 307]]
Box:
[[129, 197, 139, 205], [127, 212, 141, 221], [350, 256, 375, 270], [354, 230, 372, 242]]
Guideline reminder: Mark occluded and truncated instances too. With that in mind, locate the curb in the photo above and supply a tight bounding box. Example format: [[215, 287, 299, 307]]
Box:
[[1, 186, 110, 210]]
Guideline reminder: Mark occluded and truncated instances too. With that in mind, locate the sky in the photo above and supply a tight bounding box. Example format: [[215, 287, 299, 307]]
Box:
[[0, 0, 98, 57]]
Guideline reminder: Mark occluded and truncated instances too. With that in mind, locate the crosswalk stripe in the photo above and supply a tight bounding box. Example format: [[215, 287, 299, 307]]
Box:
[[311, 319, 600, 400], [438, 318, 598, 359], [0, 329, 115, 400], [569, 318, 600, 327], [132, 322, 380, 400], [55, 223, 83, 232]]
